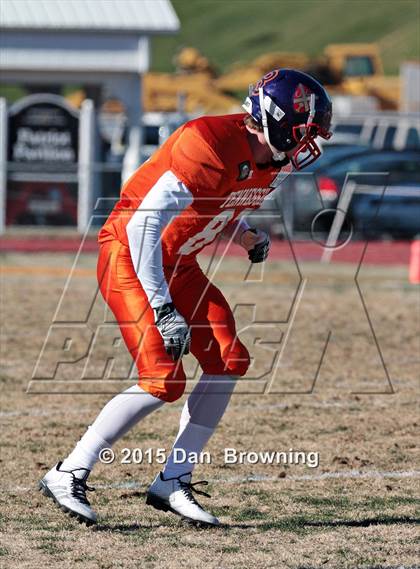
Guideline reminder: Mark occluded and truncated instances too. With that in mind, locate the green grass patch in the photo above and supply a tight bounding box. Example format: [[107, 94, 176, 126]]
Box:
[[240, 487, 273, 503], [257, 515, 316, 535], [295, 495, 352, 508], [364, 495, 420, 511], [296, 494, 420, 511], [220, 545, 240, 554], [235, 507, 267, 521], [36, 535, 65, 556], [151, 0, 419, 75]]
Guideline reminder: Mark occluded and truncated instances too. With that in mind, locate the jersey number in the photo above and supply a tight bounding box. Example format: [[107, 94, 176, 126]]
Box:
[[178, 210, 235, 255]]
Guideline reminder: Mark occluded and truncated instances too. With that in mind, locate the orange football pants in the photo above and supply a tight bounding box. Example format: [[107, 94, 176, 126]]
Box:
[[97, 240, 250, 402]]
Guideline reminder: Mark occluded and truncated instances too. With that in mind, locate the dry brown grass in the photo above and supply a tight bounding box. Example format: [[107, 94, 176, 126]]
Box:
[[1, 251, 419, 569]]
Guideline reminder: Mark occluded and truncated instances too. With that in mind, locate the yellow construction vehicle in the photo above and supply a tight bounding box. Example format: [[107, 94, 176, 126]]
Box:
[[143, 43, 400, 113], [216, 43, 400, 109], [313, 43, 400, 109], [143, 71, 238, 113]]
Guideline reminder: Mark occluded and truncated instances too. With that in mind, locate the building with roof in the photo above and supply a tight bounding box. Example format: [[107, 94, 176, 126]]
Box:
[[0, 0, 180, 232], [1, 0, 179, 107], [0, 0, 179, 118]]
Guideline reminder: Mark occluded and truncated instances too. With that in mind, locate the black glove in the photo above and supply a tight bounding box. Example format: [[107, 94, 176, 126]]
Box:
[[154, 302, 191, 361], [247, 229, 270, 263]]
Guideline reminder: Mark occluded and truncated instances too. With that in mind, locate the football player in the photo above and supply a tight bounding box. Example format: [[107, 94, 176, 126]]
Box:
[[40, 69, 332, 527]]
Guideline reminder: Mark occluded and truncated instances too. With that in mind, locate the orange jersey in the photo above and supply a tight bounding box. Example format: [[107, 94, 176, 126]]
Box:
[[98, 113, 291, 266]]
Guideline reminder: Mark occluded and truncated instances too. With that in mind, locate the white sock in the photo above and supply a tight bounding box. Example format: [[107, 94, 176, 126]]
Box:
[[60, 427, 111, 475], [162, 374, 236, 479], [61, 384, 164, 475]]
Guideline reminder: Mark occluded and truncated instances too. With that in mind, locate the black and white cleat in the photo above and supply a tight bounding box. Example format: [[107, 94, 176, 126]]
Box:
[[146, 472, 219, 527], [39, 461, 97, 526]]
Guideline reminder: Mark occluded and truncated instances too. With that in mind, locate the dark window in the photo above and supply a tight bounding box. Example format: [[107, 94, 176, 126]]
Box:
[[334, 124, 363, 135], [344, 56, 375, 77], [383, 126, 397, 148], [405, 128, 420, 150], [143, 125, 159, 146]]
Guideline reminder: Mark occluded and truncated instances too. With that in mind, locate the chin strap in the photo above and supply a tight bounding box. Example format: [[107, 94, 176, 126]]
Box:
[[258, 87, 286, 162]]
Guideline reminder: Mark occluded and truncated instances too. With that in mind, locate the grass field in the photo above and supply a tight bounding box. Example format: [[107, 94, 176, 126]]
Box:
[[1, 250, 419, 569], [152, 0, 420, 75]]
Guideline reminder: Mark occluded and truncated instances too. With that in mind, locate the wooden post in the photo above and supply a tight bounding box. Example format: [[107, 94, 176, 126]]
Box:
[[0, 98, 7, 234]]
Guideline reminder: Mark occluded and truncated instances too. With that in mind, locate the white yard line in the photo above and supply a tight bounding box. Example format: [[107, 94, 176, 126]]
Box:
[[0, 405, 182, 419], [4, 469, 420, 493], [217, 469, 420, 484], [230, 400, 395, 410], [0, 408, 93, 418]]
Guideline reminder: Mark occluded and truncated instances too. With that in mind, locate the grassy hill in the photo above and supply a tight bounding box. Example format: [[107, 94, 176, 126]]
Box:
[[151, 0, 419, 75]]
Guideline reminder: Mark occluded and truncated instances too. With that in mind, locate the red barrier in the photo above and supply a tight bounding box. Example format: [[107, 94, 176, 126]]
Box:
[[0, 235, 413, 266]]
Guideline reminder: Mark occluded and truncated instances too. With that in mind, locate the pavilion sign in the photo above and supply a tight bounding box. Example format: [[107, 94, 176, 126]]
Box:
[[8, 94, 79, 172]]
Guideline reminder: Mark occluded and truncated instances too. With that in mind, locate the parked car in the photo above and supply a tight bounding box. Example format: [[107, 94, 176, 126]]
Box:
[[285, 144, 375, 233], [250, 147, 420, 240], [251, 144, 371, 236], [350, 183, 420, 239], [316, 149, 420, 238]]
